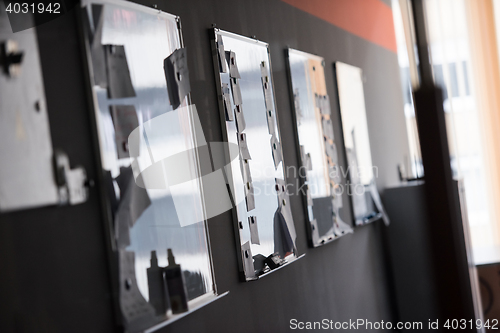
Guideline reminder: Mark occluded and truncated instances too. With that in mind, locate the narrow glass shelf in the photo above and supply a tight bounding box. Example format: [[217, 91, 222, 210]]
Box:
[[145, 291, 230, 333], [256, 254, 306, 280]]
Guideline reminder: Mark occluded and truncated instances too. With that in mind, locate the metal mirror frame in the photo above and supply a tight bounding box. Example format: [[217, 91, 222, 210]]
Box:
[[210, 29, 303, 282], [285, 49, 353, 247], [79, 1, 220, 331], [334, 61, 382, 226]]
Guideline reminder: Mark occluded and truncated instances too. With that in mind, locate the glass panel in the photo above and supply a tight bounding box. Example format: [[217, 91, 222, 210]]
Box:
[[423, 0, 494, 264], [392, 0, 499, 264], [286, 49, 353, 246], [212, 30, 300, 280], [391, 0, 424, 179], [81, 0, 214, 329], [335, 62, 381, 226]]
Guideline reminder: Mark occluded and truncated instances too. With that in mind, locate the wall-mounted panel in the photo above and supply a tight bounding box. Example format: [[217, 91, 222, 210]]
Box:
[[80, 0, 217, 330], [335, 61, 385, 226], [211, 29, 302, 281], [286, 49, 353, 247], [0, 10, 59, 212]]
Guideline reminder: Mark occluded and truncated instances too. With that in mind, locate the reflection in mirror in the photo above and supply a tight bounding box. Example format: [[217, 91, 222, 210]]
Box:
[[212, 30, 302, 281], [81, 0, 216, 331], [335, 62, 383, 226], [286, 49, 353, 247]]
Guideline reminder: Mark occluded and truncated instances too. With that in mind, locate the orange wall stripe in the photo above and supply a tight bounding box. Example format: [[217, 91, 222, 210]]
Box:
[[281, 0, 397, 53]]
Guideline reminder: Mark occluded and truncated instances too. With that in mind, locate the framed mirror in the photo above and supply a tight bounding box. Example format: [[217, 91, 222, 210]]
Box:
[[334, 61, 384, 226], [211, 29, 303, 281], [80, 0, 221, 331], [286, 49, 353, 247]]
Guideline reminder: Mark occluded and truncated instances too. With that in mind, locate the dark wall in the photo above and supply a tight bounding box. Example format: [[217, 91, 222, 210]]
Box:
[[0, 9, 116, 333], [0, 0, 409, 332]]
